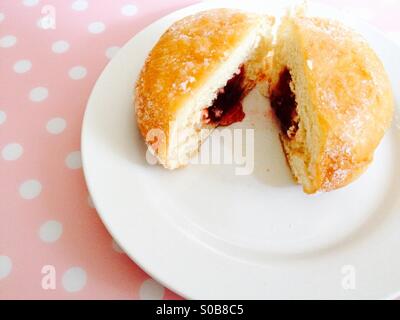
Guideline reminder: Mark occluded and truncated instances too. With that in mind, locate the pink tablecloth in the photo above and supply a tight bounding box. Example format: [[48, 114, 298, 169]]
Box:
[[1, 0, 399, 299]]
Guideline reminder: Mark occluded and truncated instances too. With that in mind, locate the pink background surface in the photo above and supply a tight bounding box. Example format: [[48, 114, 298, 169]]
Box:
[[0, 0, 399, 299]]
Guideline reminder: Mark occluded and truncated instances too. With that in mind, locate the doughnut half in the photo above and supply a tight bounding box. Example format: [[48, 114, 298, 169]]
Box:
[[270, 14, 394, 193], [135, 9, 274, 169]]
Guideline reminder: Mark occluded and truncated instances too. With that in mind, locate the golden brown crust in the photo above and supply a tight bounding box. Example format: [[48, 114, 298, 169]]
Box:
[[136, 8, 393, 193], [272, 16, 394, 193], [135, 9, 269, 151]]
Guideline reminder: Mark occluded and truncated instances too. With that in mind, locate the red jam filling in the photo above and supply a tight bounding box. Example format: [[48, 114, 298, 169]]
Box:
[[202, 66, 245, 127], [270, 68, 299, 139]]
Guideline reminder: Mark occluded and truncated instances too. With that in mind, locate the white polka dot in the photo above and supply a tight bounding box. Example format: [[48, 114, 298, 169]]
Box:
[[87, 195, 94, 208], [19, 179, 42, 200], [112, 239, 124, 253], [52, 40, 70, 54], [2, 143, 23, 161], [29, 87, 48, 102], [0, 13, 5, 23], [0, 35, 17, 48], [139, 279, 165, 300], [46, 117, 66, 134], [13, 60, 32, 74], [0, 111, 6, 125], [72, 0, 88, 11], [88, 22, 105, 34], [23, 0, 39, 7], [105, 46, 120, 59], [0, 256, 12, 280], [121, 4, 138, 16], [68, 66, 87, 80], [65, 151, 82, 169], [39, 220, 63, 243], [62, 267, 87, 292]]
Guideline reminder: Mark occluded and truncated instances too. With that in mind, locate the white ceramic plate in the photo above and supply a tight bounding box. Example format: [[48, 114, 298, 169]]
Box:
[[82, 0, 400, 299]]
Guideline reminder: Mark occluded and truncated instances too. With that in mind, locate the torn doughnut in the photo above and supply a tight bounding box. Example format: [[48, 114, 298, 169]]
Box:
[[135, 9, 274, 169], [269, 13, 394, 193]]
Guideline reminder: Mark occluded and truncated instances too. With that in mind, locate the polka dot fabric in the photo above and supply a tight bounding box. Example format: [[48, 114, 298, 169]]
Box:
[[0, 0, 399, 300], [0, 0, 199, 300]]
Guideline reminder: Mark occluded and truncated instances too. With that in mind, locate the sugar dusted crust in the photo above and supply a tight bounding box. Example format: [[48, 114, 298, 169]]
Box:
[[135, 8, 394, 194], [135, 9, 272, 162], [271, 16, 394, 193]]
